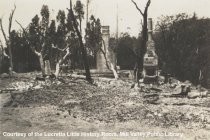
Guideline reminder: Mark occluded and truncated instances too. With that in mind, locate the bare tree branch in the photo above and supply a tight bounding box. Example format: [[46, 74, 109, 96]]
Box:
[[0, 37, 9, 59], [0, 40, 3, 50], [54, 47, 71, 77], [101, 40, 110, 69], [0, 18, 8, 45], [131, 0, 151, 16], [16, 20, 42, 57], [101, 39, 119, 79], [131, 0, 143, 15], [0, 40, 4, 57], [51, 44, 68, 52], [146, 0, 151, 7], [16, 20, 34, 47], [15, 20, 27, 36], [144, 0, 151, 13], [0, 5, 16, 72], [17, 19, 68, 58], [8, 4, 16, 34]]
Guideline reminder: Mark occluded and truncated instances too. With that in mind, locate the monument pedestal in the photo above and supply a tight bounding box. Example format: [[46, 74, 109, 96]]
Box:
[[143, 18, 158, 82], [96, 26, 116, 73]]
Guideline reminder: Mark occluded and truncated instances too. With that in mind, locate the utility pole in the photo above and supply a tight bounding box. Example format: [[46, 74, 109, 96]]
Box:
[[115, 2, 119, 66], [116, 2, 119, 42], [86, 0, 89, 25]]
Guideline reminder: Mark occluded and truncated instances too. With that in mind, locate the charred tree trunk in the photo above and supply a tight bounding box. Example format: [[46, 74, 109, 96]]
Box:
[[0, 5, 16, 73], [34, 51, 45, 76], [54, 48, 71, 78], [100, 48, 119, 79], [79, 18, 82, 35], [16, 20, 46, 76], [131, 0, 151, 84], [0, 40, 3, 73], [7, 41, 13, 72], [101, 40, 119, 79], [110, 63, 119, 79], [69, 0, 92, 82]]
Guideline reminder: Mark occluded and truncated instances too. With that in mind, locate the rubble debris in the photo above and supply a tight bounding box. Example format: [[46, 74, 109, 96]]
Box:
[[10, 81, 34, 91], [11, 71, 18, 78], [150, 87, 162, 92], [0, 73, 9, 78], [157, 76, 165, 85], [188, 85, 209, 98], [35, 76, 45, 81], [169, 77, 180, 85], [0, 88, 16, 93], [143, 93, 159, 104], [0, 71, 19, 78], [1, 72, 210, 132]]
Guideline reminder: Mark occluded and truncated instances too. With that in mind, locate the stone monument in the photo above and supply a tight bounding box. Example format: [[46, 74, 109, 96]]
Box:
[[143, 18, 158, 81]]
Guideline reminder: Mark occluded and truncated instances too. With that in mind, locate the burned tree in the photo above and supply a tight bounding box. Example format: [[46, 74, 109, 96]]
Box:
[[16, 5, 79, 79], [131, 0, 151, 84], [17, 6, 50, 77], [53, 10, 69, 78], [16, 14, 46, 76], [0, 5, 16, 74], [53, 12, 79, 78], [68, 0, 92, 82], [16, 21, 70, 79], [86, 16, 118, 79], [0, 40, 5, 73], [74, 0, 84, 34], [0, 39, 9, 59], [16, 6, 58, 77]]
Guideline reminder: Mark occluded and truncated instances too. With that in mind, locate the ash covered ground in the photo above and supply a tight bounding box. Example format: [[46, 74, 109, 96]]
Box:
[[0, 73, 210, 140]]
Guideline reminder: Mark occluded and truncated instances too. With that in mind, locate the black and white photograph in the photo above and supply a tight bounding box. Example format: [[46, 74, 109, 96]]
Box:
[[0, 0, 210, 139]]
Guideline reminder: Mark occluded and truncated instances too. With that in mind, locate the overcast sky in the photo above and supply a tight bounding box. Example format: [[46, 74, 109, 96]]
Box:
[[0, 0, 210, 41]]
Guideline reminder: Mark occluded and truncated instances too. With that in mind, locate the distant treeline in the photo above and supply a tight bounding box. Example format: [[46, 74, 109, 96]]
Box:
[[0, 10, 210, 87]]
